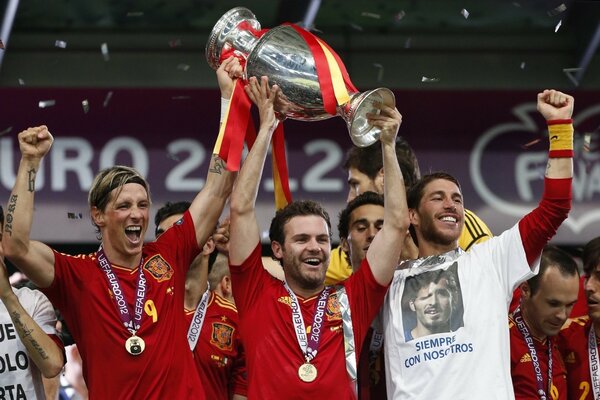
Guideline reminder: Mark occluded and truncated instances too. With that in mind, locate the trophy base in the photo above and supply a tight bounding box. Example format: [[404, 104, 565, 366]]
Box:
[[343, 88, 395, 148]]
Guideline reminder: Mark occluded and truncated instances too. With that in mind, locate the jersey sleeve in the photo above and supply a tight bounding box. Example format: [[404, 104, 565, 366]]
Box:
[[325, 246, 352, 286], [459, 209, 493, 251]]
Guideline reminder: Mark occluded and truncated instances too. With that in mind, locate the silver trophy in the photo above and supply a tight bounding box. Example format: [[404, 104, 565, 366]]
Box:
[[206, 7, 395, 147]]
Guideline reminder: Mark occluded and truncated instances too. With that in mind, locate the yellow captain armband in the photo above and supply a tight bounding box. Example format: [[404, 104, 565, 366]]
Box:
[[547, 119, 574, 157]]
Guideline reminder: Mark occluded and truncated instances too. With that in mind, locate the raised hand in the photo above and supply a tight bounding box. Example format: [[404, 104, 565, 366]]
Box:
[[244, 76, 280, 132], [18, 125, 53, 160], [217, 56, 244, 100], [367, 105, 402, 145], [537, 89, 574, 121]]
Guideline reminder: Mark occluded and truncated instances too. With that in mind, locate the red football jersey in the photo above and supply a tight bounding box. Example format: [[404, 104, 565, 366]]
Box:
[[509, 315, 567, 400], [42, 211, 204, 399], [231, 243, 388, 399], [557, 316, 594, 400], [185, 291, 247, 400]]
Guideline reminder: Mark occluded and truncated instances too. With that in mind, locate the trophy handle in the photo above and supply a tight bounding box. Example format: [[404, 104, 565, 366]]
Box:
[[340, 88, 396, 148]]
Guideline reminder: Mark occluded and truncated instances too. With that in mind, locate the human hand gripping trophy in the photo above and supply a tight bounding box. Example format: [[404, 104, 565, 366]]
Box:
[[206, 7, 396, 147]]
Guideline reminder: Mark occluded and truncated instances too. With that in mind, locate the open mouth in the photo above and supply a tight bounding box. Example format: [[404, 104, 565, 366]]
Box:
[[125, 226, 142, 243], [303, 258, 321, 267], [440, 216, 457, 224]]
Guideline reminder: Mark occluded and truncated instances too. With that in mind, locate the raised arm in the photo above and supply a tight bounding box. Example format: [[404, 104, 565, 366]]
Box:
[[519, 89, 574, 267], [188, 57, 241, 249], [3, 126, 56, 288], [228, 76, 280, 265], [365, 106, 410, 285], [0, 262, 64, 377]]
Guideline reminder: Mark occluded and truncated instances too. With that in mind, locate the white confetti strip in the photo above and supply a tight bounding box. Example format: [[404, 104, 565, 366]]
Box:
[[461, 9, 470, 19], [361, 12, 381, 19], [103, 91, 114, 108], [39, 100, 56, 108], [82, 99, 90, 114], [421, 76, 440, 83], [101, 43, 110, 61], [554, 20, 562, 33], [55, 40, 67, 49]]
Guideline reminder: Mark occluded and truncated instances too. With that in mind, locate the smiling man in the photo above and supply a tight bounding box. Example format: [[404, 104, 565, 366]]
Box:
[[509, 245, 579, 400], [228, 76, 408, 399], [383, 89, 575, 399]]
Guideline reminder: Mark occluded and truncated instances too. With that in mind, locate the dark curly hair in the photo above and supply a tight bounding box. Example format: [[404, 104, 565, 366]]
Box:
[[337, 191, 384, 242]]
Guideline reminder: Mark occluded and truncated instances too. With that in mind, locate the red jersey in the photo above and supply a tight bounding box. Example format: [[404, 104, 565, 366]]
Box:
[[557, 316, 594, 400], [185, 291, 247, 400], [231, 243, 388, 399], [509, 315, 567, 400], [42, 211, 204, 399], [358, 327, 387, 400]]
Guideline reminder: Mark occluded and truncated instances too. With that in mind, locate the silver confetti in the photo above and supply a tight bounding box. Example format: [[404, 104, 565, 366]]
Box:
[[361, 12, 381, 19], [554, 20, 562, 33], [82, 99, 90, 114], [0, 126, 12, 137], [18, 78, 25, 86], [372, 63, 384, 82], [421, 76, 440, 83], [38, 100, 56, 108], [563, 68, 581, 86], [55, 40, 67, 49], [67, 212, 83, 220], [520, 61, 526, 69], [547, 3, 567, 16], [127, 11, 144, 17], [583, 133, 592, 152], [177, 63, 191, 72], [101, 43, 110, 61], [349, 23, 364, 32], [461, 9, 470, 19], [404, 37, 412, 49], [103, 91, 114, 108]]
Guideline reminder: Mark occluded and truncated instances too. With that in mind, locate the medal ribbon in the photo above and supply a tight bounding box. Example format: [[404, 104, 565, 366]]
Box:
[[336, 285, 358, 394], [187, 285, 211, 351], [588, 328, 600, 399], [283, 282, 331, 363], [514, 307, 552, 400], [96, 246, 146, 334]]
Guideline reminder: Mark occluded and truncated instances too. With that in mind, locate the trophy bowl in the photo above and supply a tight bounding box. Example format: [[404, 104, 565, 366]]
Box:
[[206, 7, 396, 147]]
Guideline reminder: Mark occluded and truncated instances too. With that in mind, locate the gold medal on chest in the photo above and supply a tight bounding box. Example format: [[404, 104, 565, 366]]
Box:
[[298, 362, 318, 383], [125, 335, 145, 356]]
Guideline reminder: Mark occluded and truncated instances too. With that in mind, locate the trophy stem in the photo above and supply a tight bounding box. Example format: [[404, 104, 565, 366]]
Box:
[[338, 88, 396, 148]]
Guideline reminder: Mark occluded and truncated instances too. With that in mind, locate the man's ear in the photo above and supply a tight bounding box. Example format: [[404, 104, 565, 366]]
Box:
[[91, 207, 105, 227], [409, 300, 416, 312], [375, 168, 385, 193], [340, 237, 350, 253], [520, 281, 531, 300], [202, 237, 216, 256], [271, 241, 283, 260], [409, 208, 419, 226]]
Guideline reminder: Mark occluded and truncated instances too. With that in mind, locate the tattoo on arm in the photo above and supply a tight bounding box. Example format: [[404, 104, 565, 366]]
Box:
[[209, 155, 226, 175], [5, 194, 17, 236], [27, 168, 37, 192], [9, 311, 49, 360]]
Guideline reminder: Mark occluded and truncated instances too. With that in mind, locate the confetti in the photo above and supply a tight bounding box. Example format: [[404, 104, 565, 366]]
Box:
[[563, 68, 581, 86], [38, 100, 56, 108], [372, 63, 384, 82], [67, 212, 83, 220], [520, 61, 526, 69], [0, 126, 12, 137], [512, 2, 522, 7], [583, 133, 592, 152], [127, 11, 144, 17], [172, 96, 191, 100], [101, 43, 110, 61], [18, 78, 25, 86], [169, 39, 182, 48], [522, 138, 542, 149], [361, 12, 381, 19], [421, 76, 440, 83], [82, 99, 90, 114], [166, 153, 180, 162], [177, 63, 191, 72], [554, 20, 562, 33], [103, 91, 114, 108], [55, 40, 67, 49], [349, 23, 364, 32], [461, 9, 470, 19], [404, 37, 412, 49], [394, 11, 406, 22], [547, 3, 567, 16], [0, 39, 4, 49]]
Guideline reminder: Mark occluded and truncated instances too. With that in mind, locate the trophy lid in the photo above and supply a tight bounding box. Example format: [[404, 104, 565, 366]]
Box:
[[205, 7, 260, 70]]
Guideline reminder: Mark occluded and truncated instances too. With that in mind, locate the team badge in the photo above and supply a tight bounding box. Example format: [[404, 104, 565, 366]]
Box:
[[211, 322, 234, 351], [326, 292, 342, 321], [278, 296, 292, 307], [143, 255, 174, 282]]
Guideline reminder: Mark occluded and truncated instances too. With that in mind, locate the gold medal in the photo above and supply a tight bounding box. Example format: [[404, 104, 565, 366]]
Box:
[[125, 335, 145, 355], [298, 362, 317, 383]]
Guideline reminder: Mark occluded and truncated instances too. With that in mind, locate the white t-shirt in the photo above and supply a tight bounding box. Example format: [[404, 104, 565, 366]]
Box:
[[0, 286, 59, 400], [383, 224, 538, 400]]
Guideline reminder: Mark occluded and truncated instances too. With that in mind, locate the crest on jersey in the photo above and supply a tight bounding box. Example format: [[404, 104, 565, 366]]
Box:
[[326, 292, 342, 321], [144, 254, 174, 282], [211, 322, 234, 351]]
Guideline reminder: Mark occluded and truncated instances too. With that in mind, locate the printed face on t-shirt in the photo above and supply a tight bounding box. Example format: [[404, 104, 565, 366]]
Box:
[[276, 215, 331, 293], [411, 278, 453, 333]]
